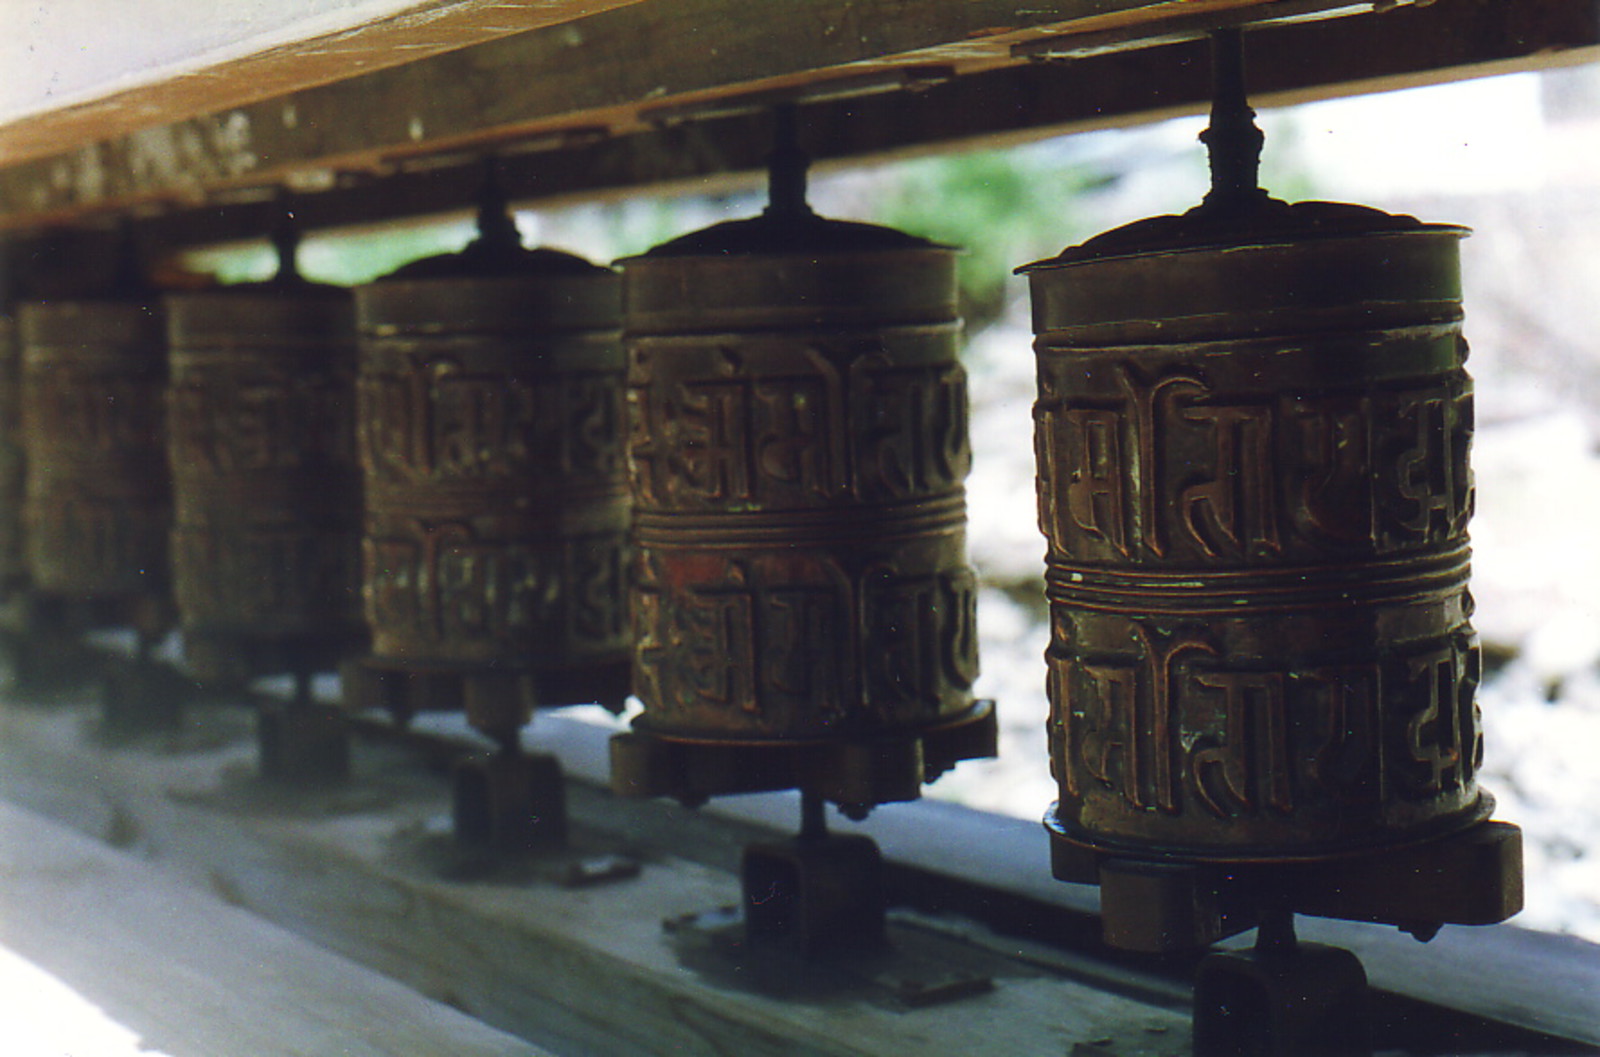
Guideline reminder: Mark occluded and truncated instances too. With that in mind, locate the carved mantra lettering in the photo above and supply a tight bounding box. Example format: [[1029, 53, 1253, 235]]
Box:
[[1051, 626, 1478, 819], [364, 524, 627, 650], [26, 499, 167, 586], [26, 373, 164, 458], [628, 343, 969, 511], [173, 528, 356, 624], [359, 357, 622, 485], [169, 371, 352, 474], [633, 553, 978, 728], [1036, 362, 1472, 561]]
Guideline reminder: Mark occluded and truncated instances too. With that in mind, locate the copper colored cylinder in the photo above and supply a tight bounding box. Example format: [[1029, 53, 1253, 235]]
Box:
[[619, 213, 989, 795], [354, 246, 629, 711], [165, 280, 363, 682], [1023, 203, 1484, 861], [20, 297, 169, 602]]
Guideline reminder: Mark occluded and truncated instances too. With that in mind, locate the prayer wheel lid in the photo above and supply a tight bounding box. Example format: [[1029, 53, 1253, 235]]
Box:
[[1019, 195, 1467, 273], [384, 240, 611, 281], [380, 170, 611, 281], [634, 208, 941, 260]]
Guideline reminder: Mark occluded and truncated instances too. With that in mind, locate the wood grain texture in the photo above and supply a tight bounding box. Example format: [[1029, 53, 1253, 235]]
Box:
[[0, 695, 1596, 1052], [0, 798, 553, 1057], [0, 0, 1331, 218], [3, 0, 1595, 237], [0, 698, 1189, 1057], [0, 1, 646, 158]]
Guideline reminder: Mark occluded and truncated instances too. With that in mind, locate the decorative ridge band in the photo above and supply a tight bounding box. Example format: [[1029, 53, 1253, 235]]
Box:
[[1046, 545, 1470, 614]]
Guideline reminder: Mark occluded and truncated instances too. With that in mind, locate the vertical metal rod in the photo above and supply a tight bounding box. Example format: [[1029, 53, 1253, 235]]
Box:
[[271, 200, 301, 284], [799, 789, 828, 842], [292, 667, 313, 708], [1256, 909, 1298, 956], [1200, 27, 1265, 210], [765, 104, 812, 221], [474, 156, 523, 252]]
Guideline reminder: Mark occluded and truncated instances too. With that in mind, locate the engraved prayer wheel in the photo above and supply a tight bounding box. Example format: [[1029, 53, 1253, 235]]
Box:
[[1022, 31, 1519, 956], [353, 205, 630, 735], [611, 198, 997, 810], [165, 232, 363, 685], [19, 289, 170, 610], [1027, 203, 1482, 859]]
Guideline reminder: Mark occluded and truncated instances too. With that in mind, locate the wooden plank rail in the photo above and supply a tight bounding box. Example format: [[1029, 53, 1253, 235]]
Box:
[[0, 686, 1594, 1054], [0, 799, 556, 1056]]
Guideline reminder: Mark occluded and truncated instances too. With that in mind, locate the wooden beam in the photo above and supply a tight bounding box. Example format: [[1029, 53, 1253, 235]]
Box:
[[0, 1, 647, 160], [0, 0, 1389, 228], [0, 698, 1193, 1057], [95, 0, 1600, 257], [0, 800, 557, 1056]]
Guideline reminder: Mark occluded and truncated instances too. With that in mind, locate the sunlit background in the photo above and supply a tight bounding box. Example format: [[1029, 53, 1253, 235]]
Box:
[[187, 64, 1600, 943]]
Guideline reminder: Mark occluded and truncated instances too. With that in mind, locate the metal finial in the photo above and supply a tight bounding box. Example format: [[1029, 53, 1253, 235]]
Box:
[[270, 200, 301, 283], [1199, 28, 1266, 210], [474, 157, 524, 252], [765, 104, 813, 222]]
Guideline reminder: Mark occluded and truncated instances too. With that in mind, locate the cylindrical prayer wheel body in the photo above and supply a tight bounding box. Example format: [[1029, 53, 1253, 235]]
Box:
[[0, 310, 24, 592], [1025, 203, 1485, 860], [165, 282, 363, 680], [622, 218, 984, 751], [20, 299, 169, 600], [354, 249, 629, 706]]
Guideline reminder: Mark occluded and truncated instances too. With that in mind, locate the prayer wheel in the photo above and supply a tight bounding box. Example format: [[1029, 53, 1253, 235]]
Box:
[[165, 224, 363, 686], [611, 131, 996, 812], [1021, 31, 1519, 956], [352, 187, 630, 740], [19, 270, 169, 622]]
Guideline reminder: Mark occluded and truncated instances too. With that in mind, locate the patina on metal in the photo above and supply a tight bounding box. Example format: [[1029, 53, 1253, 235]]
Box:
[[610, 109, 996, 814], [1021, 30, 1520, 961], [166, 214, 364, 689], [351, 167, 628, 849], [18, 234, 170, 630], [353, 177, 630, 735]]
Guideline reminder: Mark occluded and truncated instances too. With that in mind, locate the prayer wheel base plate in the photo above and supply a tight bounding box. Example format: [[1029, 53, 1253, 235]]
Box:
[[1193, 938, 1370, 1057], [453, 751, 568, 852], [742, 832, 886, 957], [610, 700, 997, 811], [342, 656, 630, 732], [1048, 811, 1523, 953], [258, 701, 351, 785]]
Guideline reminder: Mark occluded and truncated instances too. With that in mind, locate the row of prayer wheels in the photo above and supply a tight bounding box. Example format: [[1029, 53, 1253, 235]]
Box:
[[0, 62, 1520, 1044]]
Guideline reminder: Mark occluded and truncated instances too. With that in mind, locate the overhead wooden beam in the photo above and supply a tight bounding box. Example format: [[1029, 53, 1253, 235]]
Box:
[[0, 0, 1391, 229], [0, 0, 647, 162], [97, 0, 1600, 259]]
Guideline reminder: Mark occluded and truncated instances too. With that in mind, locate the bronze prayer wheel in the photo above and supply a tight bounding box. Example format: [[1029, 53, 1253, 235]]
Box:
[[165, 270, 363, 684], [1024, 201, 1486, 861], [354, 231, 630, 729], [19, 295, 170, 604], [612, 207, 997, 809]]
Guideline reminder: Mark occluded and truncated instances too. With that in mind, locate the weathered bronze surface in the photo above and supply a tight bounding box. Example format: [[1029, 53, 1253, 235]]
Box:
[[1026, 211, 1482, 859], [1023, 31, 1519, 958], [353, 224, 630, 725], [165, 269, 363, 682], [613, 199, 996, 808], [19, 297, 170, 602]]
